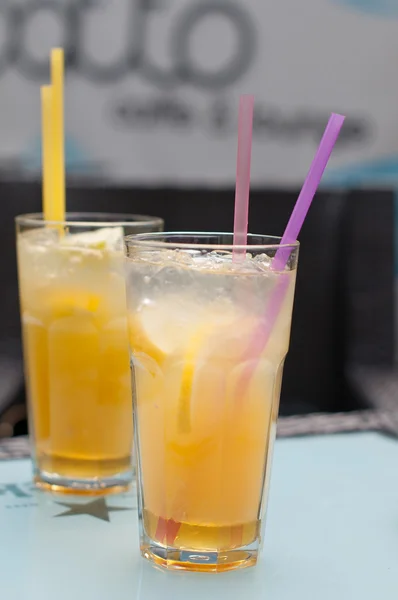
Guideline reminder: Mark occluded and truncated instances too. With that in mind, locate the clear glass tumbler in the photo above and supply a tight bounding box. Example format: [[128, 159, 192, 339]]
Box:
[[125, 232, 299, 572], [16, 213, 164, 494]]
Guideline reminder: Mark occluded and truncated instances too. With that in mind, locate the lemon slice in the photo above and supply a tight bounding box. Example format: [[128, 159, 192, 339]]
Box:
[[128, 298, 208, 433], [177, 325, 210, 434], [60, 227, 124, 251], [128, 296, 202, 364], [128, 297, 251, 434], [176, 308, 257, 433], [128, 313, 168, 365], [47, 289, 100, 319], [131, 351, 163, 404], [128, 310, 177, 365]]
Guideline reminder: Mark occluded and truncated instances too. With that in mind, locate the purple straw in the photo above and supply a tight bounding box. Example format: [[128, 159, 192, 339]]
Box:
[[237, 113, 345, 399], [272, 113, 346, 272]]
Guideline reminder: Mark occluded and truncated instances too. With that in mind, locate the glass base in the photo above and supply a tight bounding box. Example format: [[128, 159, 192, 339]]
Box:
[[33, 468, 133, 496], [141, 538, 259, 573]]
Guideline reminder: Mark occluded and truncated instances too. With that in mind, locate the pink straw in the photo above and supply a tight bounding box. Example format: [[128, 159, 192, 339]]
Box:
[[233, 95, 254, 261], [237, 113, 345, 400]]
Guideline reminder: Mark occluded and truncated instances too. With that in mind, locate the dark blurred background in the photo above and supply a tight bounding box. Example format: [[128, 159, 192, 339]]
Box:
[[0, 0, 397, 436]]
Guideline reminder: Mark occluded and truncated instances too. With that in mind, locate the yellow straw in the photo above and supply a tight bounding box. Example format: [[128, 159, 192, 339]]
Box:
[[41, 85, 53, 221], [50, 48, 65, 224]]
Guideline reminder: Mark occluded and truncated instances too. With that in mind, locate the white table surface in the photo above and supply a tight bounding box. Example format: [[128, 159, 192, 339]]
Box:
[[0, 432, 397, 600]]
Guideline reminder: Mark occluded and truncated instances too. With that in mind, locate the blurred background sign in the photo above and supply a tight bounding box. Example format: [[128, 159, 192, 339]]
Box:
[[0, 0, 391, 186]]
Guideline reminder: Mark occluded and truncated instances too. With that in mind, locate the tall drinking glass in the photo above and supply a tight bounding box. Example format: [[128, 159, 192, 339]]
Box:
[[125, 232, 299, 572], [16, 213, 164, 494]]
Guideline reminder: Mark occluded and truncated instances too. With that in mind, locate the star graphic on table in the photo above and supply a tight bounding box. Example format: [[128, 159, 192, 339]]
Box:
[[53, 498, 132, 522]]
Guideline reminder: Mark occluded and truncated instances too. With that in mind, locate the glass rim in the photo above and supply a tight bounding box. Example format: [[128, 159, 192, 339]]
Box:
[[125, 231, 300, 251], [15, 212, 164, 229]]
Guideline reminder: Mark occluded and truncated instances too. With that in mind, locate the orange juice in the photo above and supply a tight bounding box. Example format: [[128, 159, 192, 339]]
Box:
[[17, 225, 133, 492], [126, 235, 298, 571]]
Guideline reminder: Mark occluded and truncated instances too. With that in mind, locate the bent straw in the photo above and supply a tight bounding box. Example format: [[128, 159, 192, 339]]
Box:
[[41, 85, 53, 221], [233, 95, 254, 262], [238, 113, 346, 398], [50, 48, 66, 224]]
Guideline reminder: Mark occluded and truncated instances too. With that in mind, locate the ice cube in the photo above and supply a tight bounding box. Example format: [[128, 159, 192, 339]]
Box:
[[19, 227, 59, 249], [252, 253, 273, 272]]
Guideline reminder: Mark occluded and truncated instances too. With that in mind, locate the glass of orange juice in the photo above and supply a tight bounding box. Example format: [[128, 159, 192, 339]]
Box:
[[125, 232, 299, 572], [16, 213, 163, 494]]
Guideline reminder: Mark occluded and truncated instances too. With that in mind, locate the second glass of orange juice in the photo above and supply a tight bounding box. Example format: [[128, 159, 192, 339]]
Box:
[[16, 212, 163, 494]]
